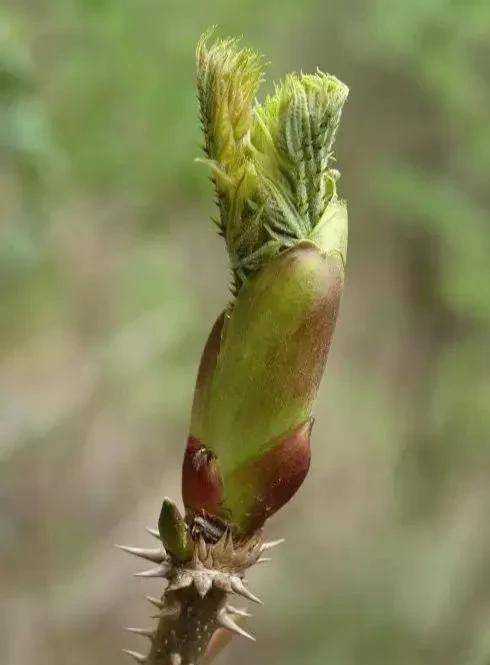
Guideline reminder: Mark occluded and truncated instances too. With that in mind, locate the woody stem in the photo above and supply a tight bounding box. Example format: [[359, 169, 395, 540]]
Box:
[[146, 587, 225, 665]]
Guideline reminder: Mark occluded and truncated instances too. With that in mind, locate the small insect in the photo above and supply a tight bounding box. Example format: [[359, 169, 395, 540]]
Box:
[[191, 514, 226, 543]]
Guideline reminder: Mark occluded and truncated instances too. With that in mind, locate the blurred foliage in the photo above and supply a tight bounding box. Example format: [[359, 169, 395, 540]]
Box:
[[0, 2, 489, 665]]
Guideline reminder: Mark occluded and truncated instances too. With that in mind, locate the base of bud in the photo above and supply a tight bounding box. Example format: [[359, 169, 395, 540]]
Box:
[[119, 504, 284, 664]]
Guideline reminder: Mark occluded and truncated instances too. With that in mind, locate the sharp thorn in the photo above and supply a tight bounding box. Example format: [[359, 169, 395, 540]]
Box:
[[134, 563, 171, 578], [122, 649, 146, 663], [226, 604, 252, 618], [217, 606, 255, 641], [260, 538, 285, 553], [256, 557, 272, 564], [123, 627, 155, 639], [145, 595, 165, 610], [145, 526, 161, 540], [115, 544, 166, 563], [230, 577, 263, 605]]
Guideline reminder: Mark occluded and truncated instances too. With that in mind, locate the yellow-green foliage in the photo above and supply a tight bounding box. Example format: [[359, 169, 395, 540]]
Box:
[[196, 32, 349, 291]]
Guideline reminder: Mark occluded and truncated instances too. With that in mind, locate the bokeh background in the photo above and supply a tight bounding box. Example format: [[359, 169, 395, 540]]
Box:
[[1, 1, 489, 664]]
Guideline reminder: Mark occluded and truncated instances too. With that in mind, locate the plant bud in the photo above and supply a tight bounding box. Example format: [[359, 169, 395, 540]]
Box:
[[183, 33, 348, 535], [158, 498, 192, 561]]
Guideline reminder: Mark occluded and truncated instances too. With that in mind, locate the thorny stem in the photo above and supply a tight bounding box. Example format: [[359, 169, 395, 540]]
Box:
[[146, 588, 225, 665], [120, 524, 270, 665], [121, 28, 349, 665]]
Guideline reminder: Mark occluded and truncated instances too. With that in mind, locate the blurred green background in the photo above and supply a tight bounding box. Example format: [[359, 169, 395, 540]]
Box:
[[1, 1, 489, 664]]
